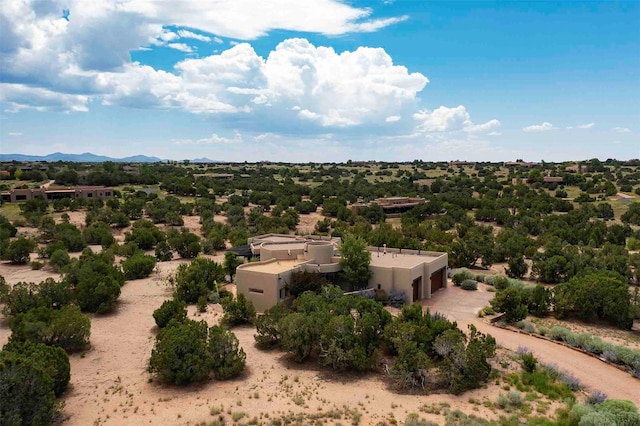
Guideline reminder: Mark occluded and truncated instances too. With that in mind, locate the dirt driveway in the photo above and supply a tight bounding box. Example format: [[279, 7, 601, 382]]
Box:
[[423, 285, 640, 405]]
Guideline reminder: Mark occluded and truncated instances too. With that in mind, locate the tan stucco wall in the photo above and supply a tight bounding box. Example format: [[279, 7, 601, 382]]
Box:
[[235, 264, 283, 313]]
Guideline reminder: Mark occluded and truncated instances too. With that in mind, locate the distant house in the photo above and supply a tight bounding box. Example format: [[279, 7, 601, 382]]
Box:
[[542, 176, 564, 184], [235, 234, 448, 312], [351, 196, 425, 215], [0, 186, 114, 203], [193, 173, 234, 180], [448, 161, 476, 167], [504, 161, 540, 168], [565, 164, 587, 173]]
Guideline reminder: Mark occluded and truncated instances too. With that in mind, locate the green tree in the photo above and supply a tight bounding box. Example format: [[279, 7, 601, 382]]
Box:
[[339, 234, 372, 290], [2, 341, 70, 397], [0, 350, 58, 425], [439, 325, 496, 394], [10, 306, 91, 352], [279, 312, 322, 362], [254, 303, 290, 348], [221, 293, 256, 326], [173, 257, 224, 303], [490, 286, 529, 323], [149, 319, 210, 385], [223, 251, 242, 282], [3, 237, 36, 264], [122, 253, 156, 280], [207, 326, 246, 380], [153, 299, 187, 328]]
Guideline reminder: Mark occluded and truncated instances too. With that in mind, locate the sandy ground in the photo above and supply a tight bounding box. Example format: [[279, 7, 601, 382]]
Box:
[[296, 211, 324, 235]]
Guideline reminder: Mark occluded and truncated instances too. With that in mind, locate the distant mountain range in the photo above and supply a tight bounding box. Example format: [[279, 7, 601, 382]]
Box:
[[0, 152, 218, 163]]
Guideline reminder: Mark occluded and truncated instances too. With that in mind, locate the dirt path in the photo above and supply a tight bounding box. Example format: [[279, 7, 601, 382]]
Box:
[[424, 285, 640, 406]]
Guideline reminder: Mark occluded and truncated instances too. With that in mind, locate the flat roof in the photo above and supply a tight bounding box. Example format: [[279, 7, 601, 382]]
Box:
[[368, 251, 442, 269], [240, 259, 306, 274], [252, 235, 301, 243], [262, 242, 308, 251]]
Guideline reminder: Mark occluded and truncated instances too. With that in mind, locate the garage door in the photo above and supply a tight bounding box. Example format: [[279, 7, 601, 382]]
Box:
[[430, 268, 445, 294]]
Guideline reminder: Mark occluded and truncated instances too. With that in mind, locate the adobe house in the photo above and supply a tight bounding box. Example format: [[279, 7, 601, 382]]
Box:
[[351, 196, 425, 215], [235, 234, 448, 312], [0, 186, 114, 203]]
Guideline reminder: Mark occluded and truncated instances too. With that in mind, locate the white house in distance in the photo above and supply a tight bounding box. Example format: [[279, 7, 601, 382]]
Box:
[[235, 234, 448, 313]]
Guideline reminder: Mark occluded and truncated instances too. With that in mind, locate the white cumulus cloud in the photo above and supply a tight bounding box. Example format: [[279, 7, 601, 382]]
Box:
[[173, 131, 243, 145], [577, 122, 595, 129], [177, 30, 212, 43], [523, 122, 554, 132], [413, 105, 500, 134], [613, 127, 631, 133]]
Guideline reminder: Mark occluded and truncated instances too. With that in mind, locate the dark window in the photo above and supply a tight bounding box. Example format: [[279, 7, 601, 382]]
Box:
[[15, 195, 27, 201], [87, 193, 93, 198], [249, 288, 264, 294]]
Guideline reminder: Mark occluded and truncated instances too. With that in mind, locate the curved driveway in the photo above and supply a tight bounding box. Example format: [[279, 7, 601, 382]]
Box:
[[422, 286, 640, 405]]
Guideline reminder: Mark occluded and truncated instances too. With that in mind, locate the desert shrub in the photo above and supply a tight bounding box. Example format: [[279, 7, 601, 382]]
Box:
[[460, 279, 478, 291], [372, 288, 388, 304], [3, 237, 36, 264], [166, 228, 201, 258], [493, 276, 510, 291], [0, 350, 58, 425], [439, 325, 496, 394], [254, 303, 290, 348], [528, 285, 551, 317], [521, 353, 538, 373], [279, 312, 322, 362], [569, 399, 640, 426], [153, 299, 187, 328], [452, 270, 473, 286], [388, 289, 407, 308], [122, 253, 156, 280], [221, 293, 256, 326], [52, 222, 86, 252], [319, 298, 390, 371], [10, 306, 91, 352], [207, 326, 246, 380], [547, 326, 571, 342], [49, 248, 71, 272], [30, 260, 44, 270], [385, 304, 459, 357], [115, 241, 142, 258], [197, 295, 207, 312], [173, 257, 224, 303], [0, 279, 72, 317], [496, 391, 523, 409], [154, 241, 173, 261], [390, 340, 431, 389], [490, 286, 528, 323], [149, 319, 210, 385], [148, 320, 246, 385], [403, 413, 437, 426], [64, 250, 124, 314], [2, 341, 70, 397], [83, 222, 115, 247], [587, 390, 608, 405], [553, 271, 633, 330]]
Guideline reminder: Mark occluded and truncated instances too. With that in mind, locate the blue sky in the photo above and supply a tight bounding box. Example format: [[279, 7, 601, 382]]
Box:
[[0, 0, 638, 162]]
